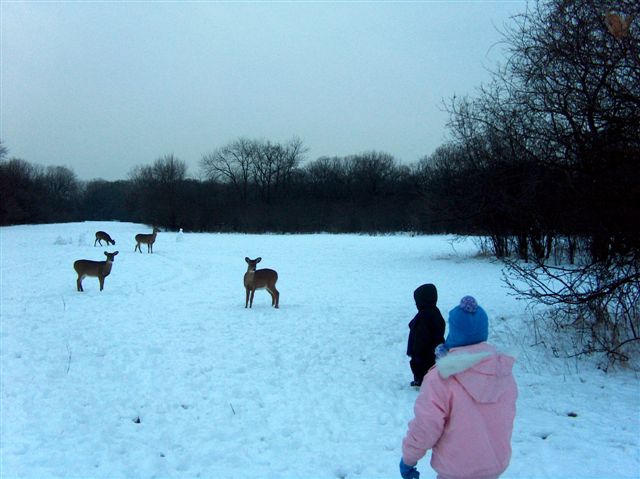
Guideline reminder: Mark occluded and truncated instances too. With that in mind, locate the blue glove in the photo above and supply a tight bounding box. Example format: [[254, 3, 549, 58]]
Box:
[[435, 343, 448, 360], [399, 458, 420, 479]]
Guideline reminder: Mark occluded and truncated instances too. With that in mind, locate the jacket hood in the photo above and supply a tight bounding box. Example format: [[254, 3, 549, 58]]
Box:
[[436, 343, 515, 403], [413, 283, 438, 310]]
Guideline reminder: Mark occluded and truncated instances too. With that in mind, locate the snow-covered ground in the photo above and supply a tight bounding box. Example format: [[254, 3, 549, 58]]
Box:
[[1, 222, 638, 478]]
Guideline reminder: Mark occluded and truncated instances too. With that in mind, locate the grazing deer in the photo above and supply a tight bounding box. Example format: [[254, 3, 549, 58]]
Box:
[[134, 227, 160, 253], [244, 257, 279, 308], [94, 231, 116, 247], [74, 251, 119, 292]]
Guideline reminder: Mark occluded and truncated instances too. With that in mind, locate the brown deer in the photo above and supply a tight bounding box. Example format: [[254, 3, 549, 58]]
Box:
[[604, 11, 633, 39], [134, 227, 160, 253], [244, 257, 279, 308], [74, 251, 119, 292], [94, 231, 116, 247]]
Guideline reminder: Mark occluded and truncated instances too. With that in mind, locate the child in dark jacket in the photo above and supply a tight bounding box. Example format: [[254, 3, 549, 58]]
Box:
[[406, 283, 445, 387]]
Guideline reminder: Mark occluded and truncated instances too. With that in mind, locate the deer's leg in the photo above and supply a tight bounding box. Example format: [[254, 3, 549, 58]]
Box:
[[249, 289, 255, 308], [245, 288, 250, 308], [99, 276, 105, 291], [272, 287, 280, 308], [77, 276, 83, 292], [266, 287, 275, 306]]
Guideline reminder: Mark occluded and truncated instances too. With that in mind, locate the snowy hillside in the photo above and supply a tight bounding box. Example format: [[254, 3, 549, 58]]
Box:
[[1, 222, 638, 478]]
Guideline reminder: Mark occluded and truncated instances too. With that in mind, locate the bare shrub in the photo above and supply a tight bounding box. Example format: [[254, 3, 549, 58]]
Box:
[[503, 251, 640, 370]]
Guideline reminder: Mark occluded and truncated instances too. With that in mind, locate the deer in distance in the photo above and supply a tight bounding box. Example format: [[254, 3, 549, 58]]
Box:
[[244, 257, 279, 309], [134, 227, 160, 253], [74, 251, 119, 292], [94, 231, 116, 247]]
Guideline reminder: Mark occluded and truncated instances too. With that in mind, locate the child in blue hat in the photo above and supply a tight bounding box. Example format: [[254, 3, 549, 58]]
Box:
[[401, 295, 517, 479], [444, 295, 488, 348]]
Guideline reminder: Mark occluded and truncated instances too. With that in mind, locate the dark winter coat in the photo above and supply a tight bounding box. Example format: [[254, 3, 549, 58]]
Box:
[[406, 284, 446, 365]]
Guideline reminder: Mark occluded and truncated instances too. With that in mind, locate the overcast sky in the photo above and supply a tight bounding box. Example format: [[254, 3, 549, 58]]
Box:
[[1, 1, 526, 181]]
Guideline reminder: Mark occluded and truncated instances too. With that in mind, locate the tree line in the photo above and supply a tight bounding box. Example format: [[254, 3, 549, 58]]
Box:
[[0, 140, 422, 234]]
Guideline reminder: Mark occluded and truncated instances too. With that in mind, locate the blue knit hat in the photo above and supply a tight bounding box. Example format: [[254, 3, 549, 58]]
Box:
[[443, 296, 488, 349]]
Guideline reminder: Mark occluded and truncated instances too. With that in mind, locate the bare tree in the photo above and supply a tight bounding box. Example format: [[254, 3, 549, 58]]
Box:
[[251, 140, 278, 203], [200, 138, 256, 203], [345, 151, 398, 197], [503, 256, 640, 368], [43, 166, 79, 202], [440, 0, 640, 366], [129, 154, 188, 229], [304, 156, 350, 199], [278, 136, 307, 190], [152, 154, 187, 184], [0, 158, 42, 224], [251, 137, 307, 203]]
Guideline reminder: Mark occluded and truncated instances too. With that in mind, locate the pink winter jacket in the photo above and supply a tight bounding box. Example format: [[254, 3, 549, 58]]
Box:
[[402, 342, 517, 479]]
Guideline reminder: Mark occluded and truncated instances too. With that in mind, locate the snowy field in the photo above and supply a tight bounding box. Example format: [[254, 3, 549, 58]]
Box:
[[1, 222, 638, 478]]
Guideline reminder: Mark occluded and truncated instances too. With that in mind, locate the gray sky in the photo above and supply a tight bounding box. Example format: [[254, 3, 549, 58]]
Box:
[[1, 1, 526, 181]]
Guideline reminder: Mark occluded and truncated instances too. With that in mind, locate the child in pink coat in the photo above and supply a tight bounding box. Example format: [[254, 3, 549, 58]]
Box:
[[400, 296, 518, 479]]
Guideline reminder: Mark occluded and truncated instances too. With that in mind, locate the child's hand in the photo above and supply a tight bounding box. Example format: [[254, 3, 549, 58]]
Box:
[[399, 458, 420, 479], [435, 343, 448, 360]]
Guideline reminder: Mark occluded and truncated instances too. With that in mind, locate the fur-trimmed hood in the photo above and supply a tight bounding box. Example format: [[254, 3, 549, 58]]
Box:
[[436, 342, 516, 403]]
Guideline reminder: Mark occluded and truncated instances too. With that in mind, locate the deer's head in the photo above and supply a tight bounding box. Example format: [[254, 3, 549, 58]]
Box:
[[245, 257, 262, 272]]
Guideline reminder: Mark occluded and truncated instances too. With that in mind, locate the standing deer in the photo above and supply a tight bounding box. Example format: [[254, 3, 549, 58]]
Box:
[[94, 231, 116, 247], [74, 251, 119, 292], [134, 227, 160, 253], [244, 257, 279, 308]]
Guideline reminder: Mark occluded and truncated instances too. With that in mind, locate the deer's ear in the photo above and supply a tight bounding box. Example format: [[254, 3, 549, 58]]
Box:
[[114, 251, 119, 255], [104, 251, 108, 256], [245, 257, 250, 263], [256, 257, 262, 263]]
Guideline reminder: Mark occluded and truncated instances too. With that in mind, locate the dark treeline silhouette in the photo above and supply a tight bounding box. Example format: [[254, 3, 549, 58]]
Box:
[[0, 144, 423, 234]]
